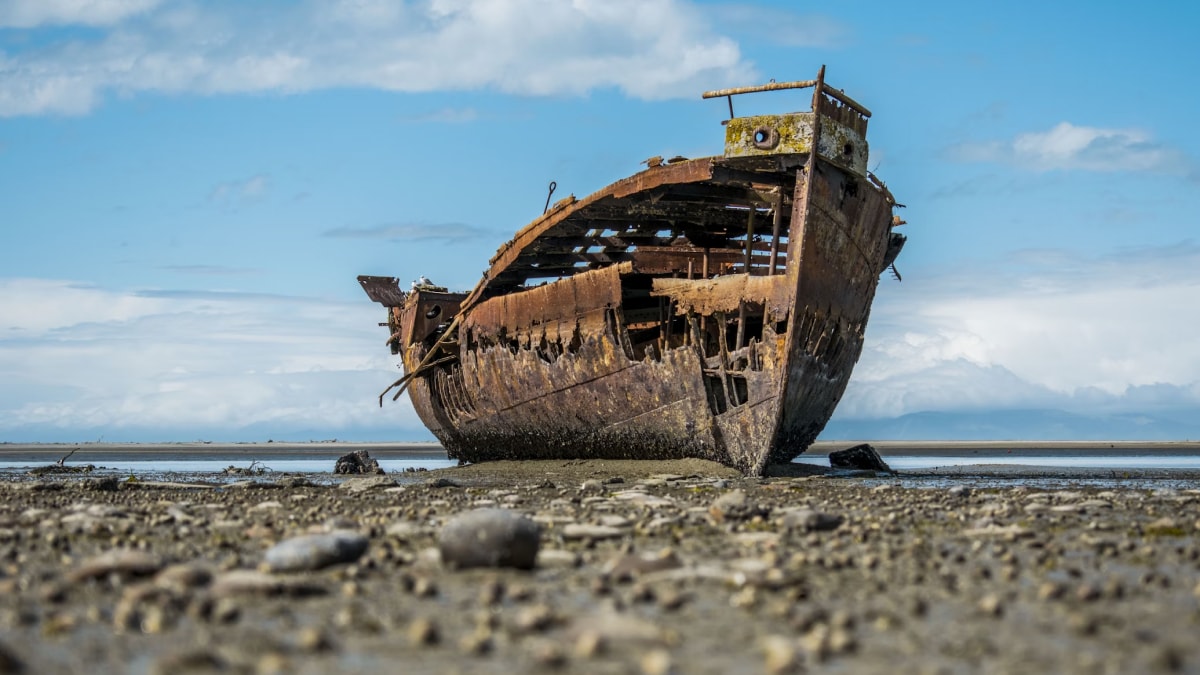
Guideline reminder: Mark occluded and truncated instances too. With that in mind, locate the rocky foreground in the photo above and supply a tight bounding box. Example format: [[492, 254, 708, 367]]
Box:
[[1, 459, 1198, 674]]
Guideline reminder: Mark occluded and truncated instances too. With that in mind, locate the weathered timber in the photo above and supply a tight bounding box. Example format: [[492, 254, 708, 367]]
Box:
[[358, 66, 907, 475]]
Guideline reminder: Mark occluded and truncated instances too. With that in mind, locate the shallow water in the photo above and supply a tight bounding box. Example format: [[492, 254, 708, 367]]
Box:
[[793, 454, 1200, 470], [2, 444, 1200, 485], [5, 452, 1200, 476]]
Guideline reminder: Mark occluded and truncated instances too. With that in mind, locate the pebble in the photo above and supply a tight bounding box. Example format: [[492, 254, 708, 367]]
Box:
[[527, 639, 568, 668], [438, 509, 540, 570], [760, 635, 800, 674], [561, 523, 626, 540], [338, 476, 397, 493], [295, 626, 336, 653], [536, 549, 581, 569], [210, 570, 326, 599], [408, 617, 440, 647], [640, 648, 673, 675], [606, 548, 682, 580], [263, 530, 369, 573], [67, 549, 162, 584], [709, 490, 766, 522], [978, 593, 1003, 617], [777, 508, 843, 532], [153, 562, 214, 592]]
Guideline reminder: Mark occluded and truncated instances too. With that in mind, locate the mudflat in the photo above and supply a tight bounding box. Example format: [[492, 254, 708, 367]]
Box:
[[1, 458, 1198, 674]]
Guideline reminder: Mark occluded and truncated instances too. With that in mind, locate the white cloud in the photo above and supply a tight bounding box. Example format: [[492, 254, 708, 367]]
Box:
[[0, 0, 161, 27], [0, 279, 423, 439], [948, 122, 1192, 174], [840, 243, 1200, 418], [208, 174, 269, 206], [0, 0, 755, 117]]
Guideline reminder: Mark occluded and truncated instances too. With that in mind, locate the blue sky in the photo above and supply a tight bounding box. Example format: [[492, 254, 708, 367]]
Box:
[[2, 0, 1199, 442]]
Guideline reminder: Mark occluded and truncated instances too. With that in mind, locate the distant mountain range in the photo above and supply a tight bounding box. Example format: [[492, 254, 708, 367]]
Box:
[[820, 409, 1200, 441], [5, 408, 1198, 444]]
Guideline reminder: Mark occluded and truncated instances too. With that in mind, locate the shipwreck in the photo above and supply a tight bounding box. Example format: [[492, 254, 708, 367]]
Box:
[[359, 67, 906, 475]]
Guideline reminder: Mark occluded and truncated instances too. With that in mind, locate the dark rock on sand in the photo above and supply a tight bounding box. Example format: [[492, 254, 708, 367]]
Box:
[[263, 531, 369, 573], [333, 449, 384, 475], [829, 444, 892, 473], [439, 508, 540, 570]]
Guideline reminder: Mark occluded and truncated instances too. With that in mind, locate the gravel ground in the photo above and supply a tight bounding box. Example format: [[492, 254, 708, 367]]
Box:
[[1, 459, 1199, 674]]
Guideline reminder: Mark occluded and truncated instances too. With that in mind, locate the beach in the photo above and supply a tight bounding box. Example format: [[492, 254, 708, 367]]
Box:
[[1, 449, 1198, 673]]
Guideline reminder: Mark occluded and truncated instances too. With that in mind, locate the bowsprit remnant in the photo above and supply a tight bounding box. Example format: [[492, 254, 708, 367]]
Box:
[[358, 66, 907, 476]]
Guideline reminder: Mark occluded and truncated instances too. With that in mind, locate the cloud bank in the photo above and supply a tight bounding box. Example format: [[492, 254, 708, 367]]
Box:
[[948, 122, 1193, 175], [838, 243, 1200, 423], [3, 243, 1199, 441], [0, 0, 757, 117], [0, 279, 424, 441]]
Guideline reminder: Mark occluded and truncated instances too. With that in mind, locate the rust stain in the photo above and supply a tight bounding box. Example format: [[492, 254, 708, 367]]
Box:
[[358, 66, 907, 475]]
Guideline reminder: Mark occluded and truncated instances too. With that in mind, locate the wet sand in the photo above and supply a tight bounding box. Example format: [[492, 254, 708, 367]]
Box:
[[1, 453, 1198, 674]]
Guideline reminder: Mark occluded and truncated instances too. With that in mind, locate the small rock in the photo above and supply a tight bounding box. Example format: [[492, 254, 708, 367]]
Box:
[[296, 626, 336, 653], [640, 648, 672, 675], [67, 549, 162, 584], [709, 490, 766, 522], [948, 485, 972, 498], [338, 476, 397, 493], [1038, 581, 1066, 601], [459, 628, 493, 656], [527, 639, 568, 668], [512, 604, 558, 634], [580, 479, 606, 494], [978, 593, 1003, 617], [562, 524, 626, 541], [606, 549, 683, 581], [1076, 583, 1101, 602], [536, 549, 581, 569], [385, 520, 424, 539], [154, 563, 214, 592], [829, 444, 892, 472], [574, 631, 606, 659], [408, 617, 440, 647], [333, 449, 383, 475], [82, 477, 120, 492], [778, 508, 843, 532], [427, 477, 462, 488], [760, 635, 800, 674], [263, 531, 369, 573], [210, 570, 326, 598], [438, 509, 540, 570]]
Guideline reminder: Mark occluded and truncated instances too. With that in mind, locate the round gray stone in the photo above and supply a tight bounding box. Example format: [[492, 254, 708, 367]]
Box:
[[263, 530, 369, 573], [438, 508, 541, 570]]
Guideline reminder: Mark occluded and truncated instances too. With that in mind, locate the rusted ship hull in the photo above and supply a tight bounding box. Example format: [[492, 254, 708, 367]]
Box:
[[360, 68, 905, 475]]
